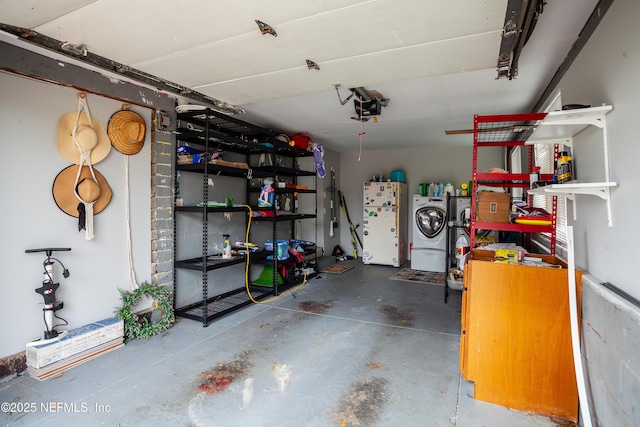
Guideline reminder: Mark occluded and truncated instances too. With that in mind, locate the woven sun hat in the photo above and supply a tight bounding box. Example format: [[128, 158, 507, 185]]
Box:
[[56, 111, 111, 165], [52, 165, 112, 217], [108, 104, 146, 155]]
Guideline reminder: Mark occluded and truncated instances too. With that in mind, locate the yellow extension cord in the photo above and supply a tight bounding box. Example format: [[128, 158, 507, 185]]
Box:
[[241, 204, 307, 304]]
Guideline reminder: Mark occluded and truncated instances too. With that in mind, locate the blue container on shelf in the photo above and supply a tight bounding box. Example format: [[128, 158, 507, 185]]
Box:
[[177, 145, 203, 155], [390, 169, 405, 183], [265, 240, 289, 260]]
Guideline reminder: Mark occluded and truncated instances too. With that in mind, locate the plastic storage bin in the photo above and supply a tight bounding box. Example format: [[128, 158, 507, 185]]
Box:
[[390, 169, 405, 183], [265, 240, 290, 260]]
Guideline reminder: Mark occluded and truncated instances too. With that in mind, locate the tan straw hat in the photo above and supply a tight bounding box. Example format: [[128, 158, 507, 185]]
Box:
[[52, 165, 112, 217], [57, 112, 111, 165], [108, 104, 146, 155]]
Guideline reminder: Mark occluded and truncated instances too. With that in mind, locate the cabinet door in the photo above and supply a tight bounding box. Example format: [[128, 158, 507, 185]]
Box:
[[459, 261, 471, 376], [465, 260, 580, 421]]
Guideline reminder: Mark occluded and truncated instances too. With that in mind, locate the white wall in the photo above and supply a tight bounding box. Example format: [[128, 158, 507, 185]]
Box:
[[551, 0, 640, 424], [557, 0, 639, 300], [0, 72, 152, 357], [338, 145, 502, 259]]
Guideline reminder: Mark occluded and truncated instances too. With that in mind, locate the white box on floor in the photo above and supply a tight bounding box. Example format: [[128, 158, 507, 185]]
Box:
[[26, 317, 124, 369]]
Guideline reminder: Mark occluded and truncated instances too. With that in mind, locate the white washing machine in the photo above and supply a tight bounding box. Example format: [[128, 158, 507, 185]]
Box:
[[411, 195, 447, 272], [454, 196, 492, 240]]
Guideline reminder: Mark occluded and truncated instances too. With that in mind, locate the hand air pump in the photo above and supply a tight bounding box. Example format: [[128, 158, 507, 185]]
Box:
[[25, 247, 71, 343]]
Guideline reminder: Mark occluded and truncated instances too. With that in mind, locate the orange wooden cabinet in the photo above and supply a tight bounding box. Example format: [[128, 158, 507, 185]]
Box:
[[460, 249, 581, 422]]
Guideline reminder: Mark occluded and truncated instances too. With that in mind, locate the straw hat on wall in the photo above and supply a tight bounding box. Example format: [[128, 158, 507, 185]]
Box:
[[108, 104, 146, 155], [56, 111, 111, 165], [52, 165, 112, 217], [54, 94, 113, 239]]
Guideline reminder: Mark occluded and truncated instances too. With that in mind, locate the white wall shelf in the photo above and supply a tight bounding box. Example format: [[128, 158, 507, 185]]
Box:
[[527, 105, 613, 147], [527, 105, 615, 227], [529, 182, 617, 226], [529, 182, 617, 199]]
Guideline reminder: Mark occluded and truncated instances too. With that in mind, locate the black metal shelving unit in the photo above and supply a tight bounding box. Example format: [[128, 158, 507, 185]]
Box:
[[173, 108, 317, 326], [444, 195, 469, 303], [248, 165, 318, 296]]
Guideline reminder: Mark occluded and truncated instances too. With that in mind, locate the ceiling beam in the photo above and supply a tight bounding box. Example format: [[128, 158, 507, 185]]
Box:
[[0, 40, 176, 112], [0, 23, 243, 115]]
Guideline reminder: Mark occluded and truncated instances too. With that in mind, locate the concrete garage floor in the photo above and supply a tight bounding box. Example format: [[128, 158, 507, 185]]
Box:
[[1, 258, 566, 427]]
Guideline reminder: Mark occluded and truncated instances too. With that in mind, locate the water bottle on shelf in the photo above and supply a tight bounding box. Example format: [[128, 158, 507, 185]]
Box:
[[222, 234, 232, 259], [427, 182, 435, 197], [444, 181, 455, 197]]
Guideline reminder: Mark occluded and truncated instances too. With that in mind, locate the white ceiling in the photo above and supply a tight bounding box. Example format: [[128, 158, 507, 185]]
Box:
[[0, 0, 599, 152]]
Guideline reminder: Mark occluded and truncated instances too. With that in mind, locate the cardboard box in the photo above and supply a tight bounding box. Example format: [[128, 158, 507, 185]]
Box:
[[477, 192, 511, 223]]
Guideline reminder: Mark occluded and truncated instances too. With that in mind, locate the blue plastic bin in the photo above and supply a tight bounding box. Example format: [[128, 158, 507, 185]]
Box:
[[390, 169, 405, 183], [265, 240, 289, 260]]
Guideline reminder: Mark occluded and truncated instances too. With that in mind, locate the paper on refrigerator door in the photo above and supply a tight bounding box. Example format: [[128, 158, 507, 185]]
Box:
[[364, 182, 400, 207]]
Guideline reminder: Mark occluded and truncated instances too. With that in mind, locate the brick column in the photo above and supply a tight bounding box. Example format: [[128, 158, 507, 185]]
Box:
[[150, 110, 176, 292]]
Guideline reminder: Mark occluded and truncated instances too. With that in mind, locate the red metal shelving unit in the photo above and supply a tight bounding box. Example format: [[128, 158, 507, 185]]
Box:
[[469, 112, 557, 255]]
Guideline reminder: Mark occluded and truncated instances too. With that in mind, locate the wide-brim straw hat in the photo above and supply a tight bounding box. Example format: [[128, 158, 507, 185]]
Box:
[[52, 165, 112, 217], [57, 112, 111, 165], [108, 104, 146, 155]]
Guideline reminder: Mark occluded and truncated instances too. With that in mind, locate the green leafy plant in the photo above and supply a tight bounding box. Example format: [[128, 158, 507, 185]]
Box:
[[115, 282, 175, 342]]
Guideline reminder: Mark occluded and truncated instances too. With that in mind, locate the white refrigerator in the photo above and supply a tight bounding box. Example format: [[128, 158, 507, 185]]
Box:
[[362, 182, 407, 267]]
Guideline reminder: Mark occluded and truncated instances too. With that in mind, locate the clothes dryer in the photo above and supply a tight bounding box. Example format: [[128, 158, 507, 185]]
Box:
[[454, 196, 471, 239], [411, 195, 447, 272], [453, 196, 492, 239]]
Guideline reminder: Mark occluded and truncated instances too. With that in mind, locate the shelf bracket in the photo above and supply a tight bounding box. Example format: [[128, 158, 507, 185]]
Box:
[[543, 116, 606, 129], [534, 184, 615, 226], [569, 188, 615, 226]]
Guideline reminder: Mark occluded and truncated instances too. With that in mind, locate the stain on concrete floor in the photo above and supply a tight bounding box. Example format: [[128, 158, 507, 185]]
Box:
[[368, 362, 385, 370], [379, 304, 415, 327], [334, 377, 390, 426], [298, 300, 334, 314], [198, 353, 253, 395]]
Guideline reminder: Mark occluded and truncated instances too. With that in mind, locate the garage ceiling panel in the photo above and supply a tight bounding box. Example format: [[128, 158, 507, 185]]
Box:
[[0, 0, 601, 151]]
